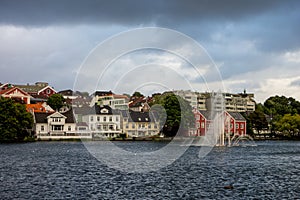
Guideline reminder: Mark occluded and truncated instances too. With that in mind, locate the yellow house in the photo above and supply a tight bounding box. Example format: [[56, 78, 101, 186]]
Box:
[[120, 110, 160, 138]]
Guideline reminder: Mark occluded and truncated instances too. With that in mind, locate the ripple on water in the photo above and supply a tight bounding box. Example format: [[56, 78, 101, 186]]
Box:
[[0, 141, 299, 199]]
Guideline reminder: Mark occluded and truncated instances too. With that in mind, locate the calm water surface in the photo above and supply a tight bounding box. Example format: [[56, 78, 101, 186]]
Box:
[[0, 141, 299, 199]]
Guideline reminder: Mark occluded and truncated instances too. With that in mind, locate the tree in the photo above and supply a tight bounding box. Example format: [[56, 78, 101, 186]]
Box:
[[264, 95, 299, 117], [47, 93, 65, 111], [132, 91, 144, 98], [248, 109, 269, 134], [0, 97, 33, 142], [152, 93, 195, 137], [263, 95, 300, 135], [275, 114, 300, 138]]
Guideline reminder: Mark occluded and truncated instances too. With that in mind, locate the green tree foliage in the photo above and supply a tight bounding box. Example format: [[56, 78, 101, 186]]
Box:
[[264, 95, 299, 117], [248, 109, 269, 134], [152, 93, 195, 137], [0, 97, 33, 142], [275, 114, 300, 138], [262, 96, 300, 137], [47, 93, 65, 111], [131, 91, 144, 98]]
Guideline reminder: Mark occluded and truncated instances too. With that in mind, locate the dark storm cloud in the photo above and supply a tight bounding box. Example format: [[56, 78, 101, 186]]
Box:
[[0, 0, 296, 26], [1, 0, 299, 54]]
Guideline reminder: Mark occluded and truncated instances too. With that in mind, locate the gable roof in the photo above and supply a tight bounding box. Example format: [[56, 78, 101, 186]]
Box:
[[62, 109, 76, 123], [74, 105, 120, 116], [227, 111, 246, 121], [0, 87, 30, 96], [47, 112, 67, 119], [34, 112, 50, 123], [14, 82, 56, 94], [198, 110, 217, 120], [37, 85, 57, 94], [34, 108, 76, 123], [120, 110, 156, 122]]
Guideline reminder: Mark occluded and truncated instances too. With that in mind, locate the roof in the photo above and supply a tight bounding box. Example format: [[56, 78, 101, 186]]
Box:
[[26, 103, 48, 113], [34, 112, 50, 123], [120, 110, 155, 122], [198, 110, 217, 120], [0, 87, 30, 96], [94, 105, 113, 115], [61, 109, 76, 123], [227, 111, 246, 121], [94, 91, 113, 96], [74, 105, 120, 116], [58, 89, 74, 96], [76, 122, 88, 127], [34, 109, 76, 123], [113, 94, 129, 99], [14, 82, 56, 94]]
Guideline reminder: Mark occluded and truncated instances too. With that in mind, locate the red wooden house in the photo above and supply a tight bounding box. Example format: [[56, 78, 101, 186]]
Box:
[[193, 109, 247, 136], [225, 111, 246, 136], [14, 82, 56, 99], [0, 86, 31, 104]]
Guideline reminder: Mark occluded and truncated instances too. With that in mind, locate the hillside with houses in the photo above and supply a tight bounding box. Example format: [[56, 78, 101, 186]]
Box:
[[1, 82, 300, 141]]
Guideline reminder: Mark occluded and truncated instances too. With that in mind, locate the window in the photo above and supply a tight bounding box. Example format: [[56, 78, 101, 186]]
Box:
[[47, 89, 51, 94], [240, 124, 244, 129], [109, 117, 112, 122], [201, 122, 205, 128], [148, 124, 151, 128], [126, 124, 129, 129], [132, 124, 135, 128], [97, 116, 100, 121], [116, 117, 119, 122], [236, 124, 239, 129], [90, 116, 94, 122], [52, 117, 61, 122], [97, 125, 101, 130], [109, 125, 114, 130], [41, 125, 44, 131], [104, 117, 106, 122], [68, 126, 71, 131], [103, 125, 108, 131]]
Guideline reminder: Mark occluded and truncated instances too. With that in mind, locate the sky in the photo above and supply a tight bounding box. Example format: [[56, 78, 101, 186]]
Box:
[[0, 0, 300, 103]]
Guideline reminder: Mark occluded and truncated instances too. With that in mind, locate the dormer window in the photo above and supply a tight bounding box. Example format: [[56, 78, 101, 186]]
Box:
[[138, 118, 141, 121], [101, 108, 108, 113]]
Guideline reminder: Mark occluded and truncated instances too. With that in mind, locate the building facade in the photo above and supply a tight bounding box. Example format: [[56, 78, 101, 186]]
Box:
[[120, 110, 160, 138], [193, 109, 247, 137], [0, 86, 31, 104], [82, 105, 122, 138], [91, 91, 129, 110], [33, 109, 91, 139]]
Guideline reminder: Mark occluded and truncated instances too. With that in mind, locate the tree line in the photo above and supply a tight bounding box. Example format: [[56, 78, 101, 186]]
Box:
[[244, 95, 300, 139]]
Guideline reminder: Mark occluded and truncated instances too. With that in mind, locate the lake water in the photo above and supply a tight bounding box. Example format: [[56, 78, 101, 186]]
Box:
[[0, 141, 299, 199]]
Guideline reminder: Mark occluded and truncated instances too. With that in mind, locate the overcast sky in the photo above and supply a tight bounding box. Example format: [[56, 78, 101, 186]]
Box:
[[0, 0, 300, 103]]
